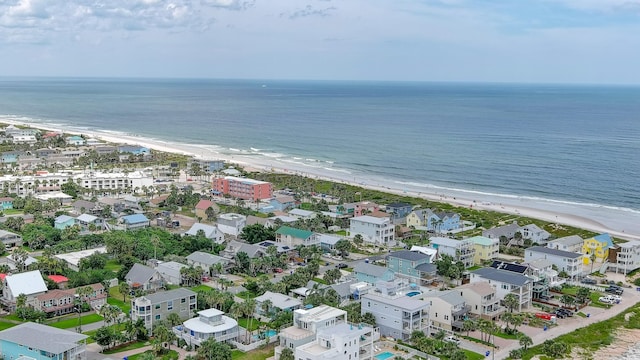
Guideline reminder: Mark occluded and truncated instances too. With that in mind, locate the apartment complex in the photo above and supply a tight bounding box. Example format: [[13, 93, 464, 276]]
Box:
[[212, 176, 273, 201]]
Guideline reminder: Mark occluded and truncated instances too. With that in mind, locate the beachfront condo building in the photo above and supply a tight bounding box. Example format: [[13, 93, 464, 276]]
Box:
[[349, 215, 395, 245], [212, 176, 272, 201], [361, 292, 429, 341], [0, 171, 153, 197]]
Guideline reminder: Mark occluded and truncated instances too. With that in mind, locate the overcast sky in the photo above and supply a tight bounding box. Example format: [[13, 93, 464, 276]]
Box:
[[1, 0, 640, 84]]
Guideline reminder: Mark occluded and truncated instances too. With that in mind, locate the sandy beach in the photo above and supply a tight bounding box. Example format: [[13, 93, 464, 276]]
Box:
[[5, 118, 640, 241]]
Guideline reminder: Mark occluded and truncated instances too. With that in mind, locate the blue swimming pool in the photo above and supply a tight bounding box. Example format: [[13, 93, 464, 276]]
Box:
[[252, 329, 277, 340], [375, 351, 395, 360], [407, 291, 421, 297]]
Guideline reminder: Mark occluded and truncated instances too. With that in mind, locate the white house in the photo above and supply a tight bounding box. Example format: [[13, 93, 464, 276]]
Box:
[[361, 292, 429, 341], [429, 237, 475, 268], [295, 323, 379, 360], [288, 208, 317, 220], [470, 267, 533, 312], [2, 270, 48, 310], [349, 215, 395, 245], [173, 308, 238, 346], [184, 223, 224, 244], [216, 213, 246, 237], [156, 261, 188, 285], [612, 240, 640, 274], [524, 246, 583, 279], [518, 224, 551, 244], [546, 235, 584, 253]]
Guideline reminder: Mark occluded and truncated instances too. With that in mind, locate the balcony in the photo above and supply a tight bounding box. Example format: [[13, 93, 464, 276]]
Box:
[[452, 305, 471, 317]]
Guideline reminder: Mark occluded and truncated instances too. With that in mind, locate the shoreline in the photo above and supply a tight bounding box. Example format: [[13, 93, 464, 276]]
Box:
[[4, 117, 640, 240]]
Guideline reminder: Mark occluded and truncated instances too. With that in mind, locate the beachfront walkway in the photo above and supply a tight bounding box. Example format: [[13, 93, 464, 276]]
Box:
[[493, 280, 640, 360]]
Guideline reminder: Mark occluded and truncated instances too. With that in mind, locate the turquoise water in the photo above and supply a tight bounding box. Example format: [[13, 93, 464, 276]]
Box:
[[252, 329, 277, 340], [406, 291, 421, 297], [375, 352, 395, 360]]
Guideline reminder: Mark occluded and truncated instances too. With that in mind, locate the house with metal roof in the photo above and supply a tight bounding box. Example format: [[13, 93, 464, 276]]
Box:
[[525, 246, 583, 279], [194, 199, 218, 220], [0, 322, 88, 360], [220, 240, 266, 259], [76, 213, 103, 230], [470, 267, 533, 312], [131, 288, 197, 333], [254, 291, 302, 317], [406, 208, 461, 232], [353, 263, 395, 285], [186, 251, 231, 271], [275, 226, 314, 247], [361, 292, 428, 340], [121, 213, 150, 230], [156, 261, 189, 285], [288, 208, 316, 221], [269, 195, 297, 212], [424, 290, 470, 334], [467, 235, 499, 265], [184, 223, 224, 244], [313, 233, 341, 252], [54, 215, 76, 230], [546, 235, 584, 253], [582, 233, 615, 265], [518, 224, 551, 244], [173, 308, 238, 347], [0, 229, 23, 248], [2, 270, 48, 310], [482, 221, 521, 240], [125, 263, 164, 291], [387, 251, 434, 285]]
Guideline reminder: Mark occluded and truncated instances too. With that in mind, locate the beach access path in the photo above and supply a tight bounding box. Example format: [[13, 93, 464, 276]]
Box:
[[493, 275, 640, 360]]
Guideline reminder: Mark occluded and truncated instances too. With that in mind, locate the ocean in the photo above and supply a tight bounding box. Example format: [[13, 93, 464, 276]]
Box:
[[0, 78, 639, 232]]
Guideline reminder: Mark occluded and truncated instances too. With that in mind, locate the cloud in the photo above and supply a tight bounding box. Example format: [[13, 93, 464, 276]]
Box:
[[283, 5, 337, 19], [200, 0, 256, 11]]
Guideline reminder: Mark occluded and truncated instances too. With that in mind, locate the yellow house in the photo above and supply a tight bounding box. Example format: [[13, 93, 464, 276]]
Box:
[[468, 235, 500, 265], [582, 233, 614, 264]]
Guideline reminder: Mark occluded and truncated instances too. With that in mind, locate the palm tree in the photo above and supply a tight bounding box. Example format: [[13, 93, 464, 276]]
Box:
[[100, 304, 121, 326], [519, 334, 533, 351], [503, 293, 519, 312], [243, 299, 257, 342], [280, 347, 295, 360], [260, 299, 273, 319], [462, 319, 476, 336], [119, 282, 130, 302], [166, 312, 182, 328], [153, 323, 175, 352]]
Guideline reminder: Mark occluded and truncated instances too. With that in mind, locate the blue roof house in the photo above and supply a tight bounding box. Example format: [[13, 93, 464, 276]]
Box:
[[353, 263, 395, 284], [121, 214, 150, 230], [0, 322, 88, 360], [54, 215, 76, 230]]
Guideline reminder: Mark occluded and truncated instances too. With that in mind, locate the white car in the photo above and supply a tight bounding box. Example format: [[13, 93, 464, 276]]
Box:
[[444, 335, 461, 345], [599, 296, 617, 304]]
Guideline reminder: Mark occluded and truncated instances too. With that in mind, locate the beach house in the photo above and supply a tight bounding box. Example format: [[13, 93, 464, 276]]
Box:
[[269, 195, 297, 212], [361, 292, 429, 340], [349, 215, 395, 245], [470, 267, 533, 312], [194, 199, 218, 220], [173, 308, 238, 346], [610, 240, 640, 274], [0, 322, 88, 360], [582, 233, 615, 264], [468, 235, 500, 265], [525, 246, 583, 279], [184, 223, 224, 244], [423, 290, 471, 334], [295, 322, 380, 360], [288, 208, 316, 221], [386, 250, 434, 284], [546, 235, 584, 253], [2, 270, 48, 310], [131, 288, 197, 333], [353, 262, 395, 285], [0, 229, 23, 248], [254, 291, 302, 317], [385, 202, 413, 220], [458, 282, 504, 321], [482, 222, 521, 240], [518, 224, 551, 244], [125, 263, 164, 292], [186, 251, 231, 272], [216, 213, 246, 237], [405, 209, 460, 232], [0, 197, 13, 210], [275, 226, 314, 247], [429, 237, 475, 268], [121, 213, 150, 230]]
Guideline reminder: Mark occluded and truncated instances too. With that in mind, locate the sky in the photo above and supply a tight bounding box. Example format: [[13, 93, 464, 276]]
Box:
[[1, 0, 640, 84]]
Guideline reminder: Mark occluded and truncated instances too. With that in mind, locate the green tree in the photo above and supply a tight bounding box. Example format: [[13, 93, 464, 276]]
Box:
[[519, 334, 533, 351], [560, 294, 576, 309], [503, 293, 519, 312], [280, 347, 294, 360], [353, 234, 364, 247], [95, 326, 116, 350], [197, 337, 232, 360], [119, 282, 131, 302], [576, 287, 591, 305], [323, 268, 342, 284], [335, 239, 352, 257]]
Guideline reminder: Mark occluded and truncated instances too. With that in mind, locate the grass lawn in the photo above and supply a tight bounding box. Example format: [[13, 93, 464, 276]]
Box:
[[107, 297, 131, 314], [2, 209, 22, 215], [0, 322, 17, 331], [237, 317, 265, 331], [104, 259, 122, 273], [103, 341, 148, 354], [493, 330, 521, 340], [231, 344, 275, 360], [191, 284, 214, 293], [312, 277, 328, 285], [2, 314, 22, 322], [128, 350, 178, 360], [236, 291, 258, 300], [48, 314, 103, 329], [110, 287, 131, 303], [463, 349, 486, 360]]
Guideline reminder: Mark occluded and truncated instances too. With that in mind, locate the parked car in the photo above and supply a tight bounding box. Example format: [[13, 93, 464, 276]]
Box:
[[599, 296, 617, 304], [444, 336, 461, 345], [336, 263, 349, 269], [605, 286, 623, 295], [553, 310, 567, 319], [607, 294, 622, 301], [556, 308, 574, 317], [581, 277, 597, 285]]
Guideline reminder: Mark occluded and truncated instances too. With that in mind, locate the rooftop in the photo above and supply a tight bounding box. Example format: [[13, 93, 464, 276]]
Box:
[[467, 235, 497, 246], [388, 250, 431, 262], [362, 292, 429, 311], [275, 226, 313, 239], [0, 322, 88, 354], [138, 288, 196, 304], [527, 246, 583, 259], [254, 291, 302, 310], [472, 267, 532, 286], [350, 215, 389, 224]]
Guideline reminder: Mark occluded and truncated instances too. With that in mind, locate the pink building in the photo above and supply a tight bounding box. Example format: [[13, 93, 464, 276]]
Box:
[[213, 176, 272, 201]]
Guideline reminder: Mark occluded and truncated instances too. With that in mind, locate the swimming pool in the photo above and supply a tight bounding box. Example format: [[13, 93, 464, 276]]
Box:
[[406, 291, 421, 297], [252, 329, 277, 340], [375, 351, 395, 360]]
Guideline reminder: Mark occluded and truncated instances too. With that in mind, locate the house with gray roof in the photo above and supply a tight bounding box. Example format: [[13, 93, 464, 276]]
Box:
[[0, 229, 23, 248], [482, 221, 521, 240], [54, 215, 76, 230], [524, 246, 583, 279], [518, 224, 551, 244], [424, 290, 470, 334], [353, 262, 394, 285], [125, 263, 164, 292], [546, 235, 584, 253], [186, 251, 231, 273], [254, 291, 302, 317], [184, 223, 224, 244], [76, 213, 103, 230], [0, 322, 88, 360], [156, 261, 188, 285], [429, 237, 475, 268], [387, 250, 434, 285], [361, 292, 429, 340], [220, 240, 265, 260], [131, 288, 197, 333], [470, 267, 533, 312], [406, 208, 460, 232], [2, 270, 48, 310]]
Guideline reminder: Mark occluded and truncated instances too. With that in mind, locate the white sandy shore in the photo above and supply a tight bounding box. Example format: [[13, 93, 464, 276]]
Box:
[[5, 118, 640, 240]]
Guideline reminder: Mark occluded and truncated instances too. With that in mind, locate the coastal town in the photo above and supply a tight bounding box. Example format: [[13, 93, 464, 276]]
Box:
[[0, 123, 639, 360]]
